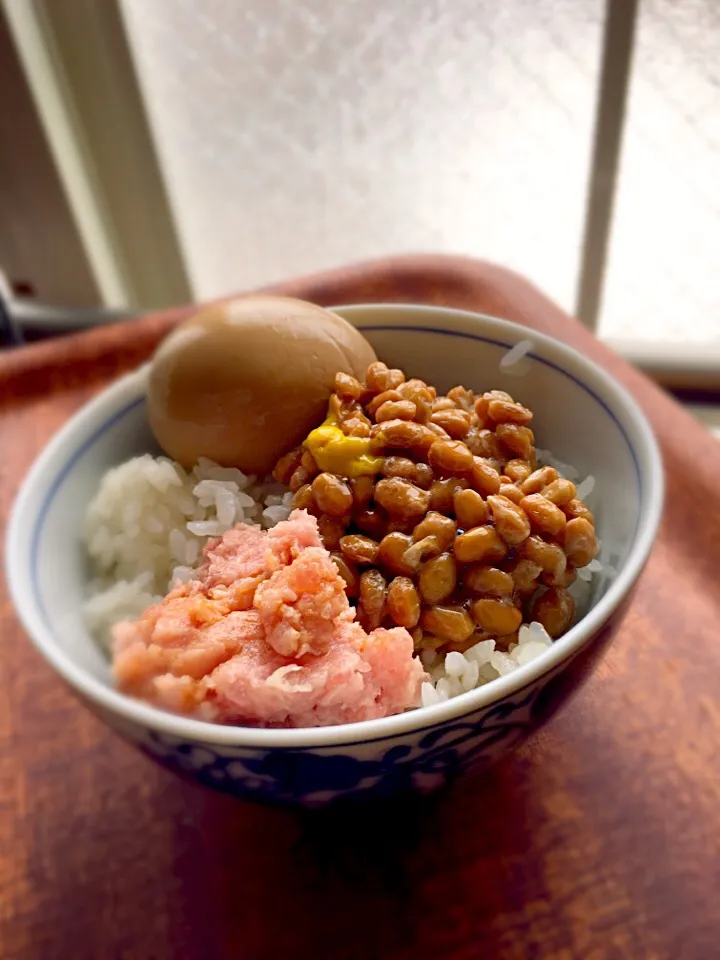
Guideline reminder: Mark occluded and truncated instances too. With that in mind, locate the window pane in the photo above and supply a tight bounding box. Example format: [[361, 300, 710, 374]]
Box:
[[120, 0, 602, 307], [599, 0, 720, 346]]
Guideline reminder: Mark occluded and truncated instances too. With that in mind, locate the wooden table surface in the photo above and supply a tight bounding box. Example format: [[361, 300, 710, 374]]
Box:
[[1, 256, 718, 960]]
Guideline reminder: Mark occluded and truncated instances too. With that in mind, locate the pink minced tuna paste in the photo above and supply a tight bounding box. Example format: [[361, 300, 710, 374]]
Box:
[[112, 510, 427, 727]]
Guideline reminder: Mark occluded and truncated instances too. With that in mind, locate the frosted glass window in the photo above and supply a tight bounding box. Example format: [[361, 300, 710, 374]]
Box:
[[120, 0, 602, 308], [599, 0, 720, 345]]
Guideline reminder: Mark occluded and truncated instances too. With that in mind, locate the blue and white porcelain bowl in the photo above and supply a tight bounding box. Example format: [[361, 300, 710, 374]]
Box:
[[6, 305, 664, 807]]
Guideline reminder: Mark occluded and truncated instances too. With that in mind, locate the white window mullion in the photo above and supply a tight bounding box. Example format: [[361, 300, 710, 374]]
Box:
[[1, 0, 191, 309]]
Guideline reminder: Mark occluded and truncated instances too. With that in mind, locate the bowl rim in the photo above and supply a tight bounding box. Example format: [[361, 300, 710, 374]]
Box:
[[6, 304, 664, 749]]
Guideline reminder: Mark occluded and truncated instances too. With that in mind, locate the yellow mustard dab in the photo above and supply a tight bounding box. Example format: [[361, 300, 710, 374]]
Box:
[[304, 414, 383, 478]]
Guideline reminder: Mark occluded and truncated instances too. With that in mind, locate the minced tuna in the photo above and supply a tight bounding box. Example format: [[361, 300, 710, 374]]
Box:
[[111, 510, 427, 726]]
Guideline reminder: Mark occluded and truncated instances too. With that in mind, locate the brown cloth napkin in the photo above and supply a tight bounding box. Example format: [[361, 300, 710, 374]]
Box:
[[0, 255, 717, 960]]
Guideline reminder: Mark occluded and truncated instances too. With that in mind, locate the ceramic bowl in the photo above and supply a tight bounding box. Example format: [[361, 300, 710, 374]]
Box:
[[6, 304, 664, 807]]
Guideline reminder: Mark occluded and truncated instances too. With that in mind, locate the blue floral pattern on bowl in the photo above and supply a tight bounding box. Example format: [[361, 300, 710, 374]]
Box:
[[130, 683, 546, 806]]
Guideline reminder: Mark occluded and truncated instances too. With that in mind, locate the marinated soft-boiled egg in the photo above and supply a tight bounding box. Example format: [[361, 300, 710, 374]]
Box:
[[147, 296, 377, 475]]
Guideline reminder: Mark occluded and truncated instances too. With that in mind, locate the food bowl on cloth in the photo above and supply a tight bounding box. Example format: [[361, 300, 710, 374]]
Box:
[[6, 304, 663, 807]]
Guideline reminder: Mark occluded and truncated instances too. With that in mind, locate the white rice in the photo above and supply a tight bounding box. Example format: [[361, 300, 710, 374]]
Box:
[[536, 448, 580, 481], [419, 622, 555, 705], [83, 455, 292, 647], [575, 474, 596, 501], [499, 339, 534, 376]]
